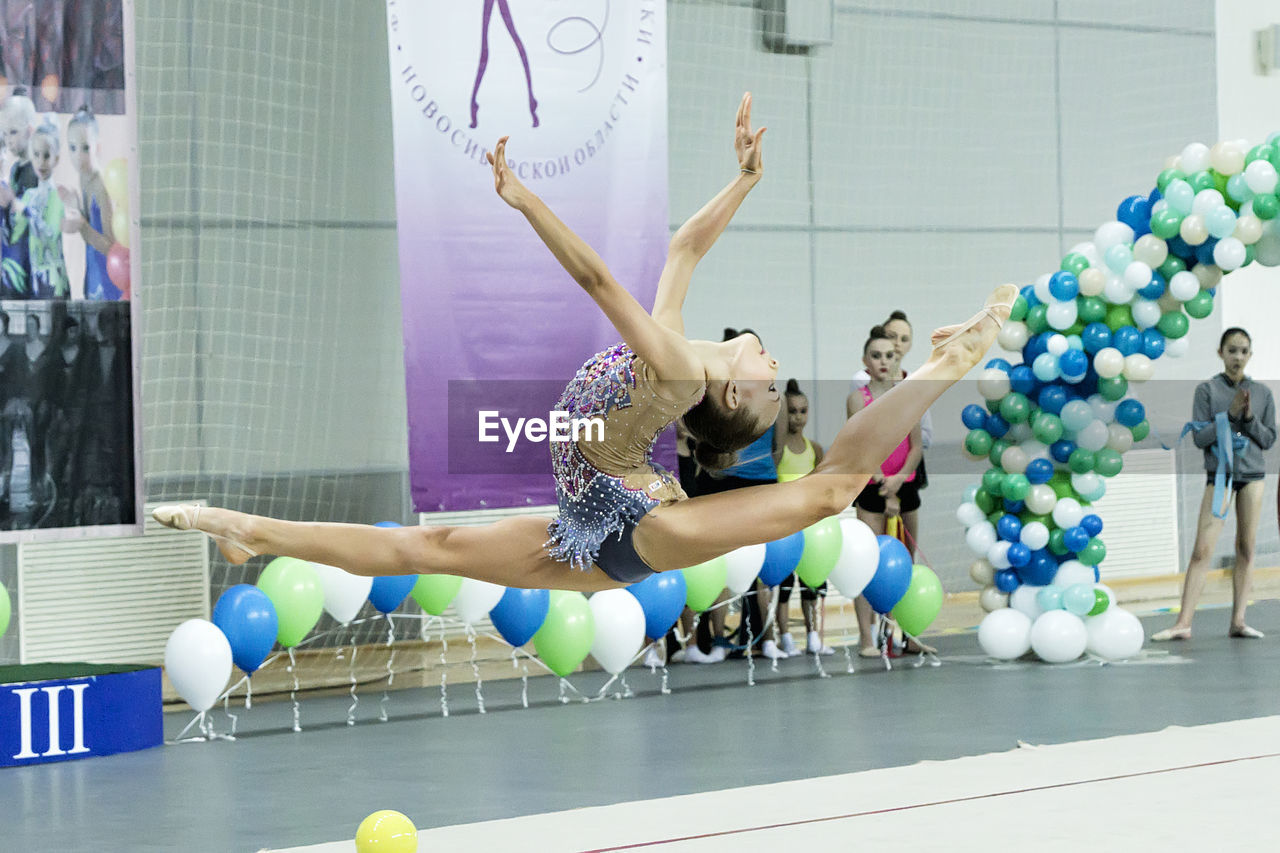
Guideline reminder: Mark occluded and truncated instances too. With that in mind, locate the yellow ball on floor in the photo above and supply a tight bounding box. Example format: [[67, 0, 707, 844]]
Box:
[[355, 810, 417, 853]]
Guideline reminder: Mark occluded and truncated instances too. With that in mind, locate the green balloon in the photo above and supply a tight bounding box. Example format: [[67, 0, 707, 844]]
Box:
[[1187, 170, 1215, 192], [1157, 255, 1187, 281], [1020, 511, 1051, 527], [1002, 473, 1031, 502], [1088, 588, 1111, 616], [1157, 310, 1189, 339], [1066, 319, 1086, 337], [1104, 303, 1133, 331], [796, 517, 843, 590], [412, 574, 462, 615], [1213, 171, 1230, 196], [890, 565, 944, 637], [965, 429, 994, 457], [1049, 471, 1076, 499], [1048, 528, 1069, 556], [1032, 412, 1064, 444], [1244, 244, 1256, 267], [1025, 303, 1049, 334], [1078, 538, 1107, 566], [1010, 295, 1029, 322], [986, 398, 1002, 415], [974, 488, 997, 514], [1094, 448, 1124, 477], [981, 467, 1005, 493], [257, 557, 324, 648], [1271, 144, 1280, 171], [1149, 209, 1183, 240], [1156, 167, 1186, 192], [1060, 253, 1089, 275], [1077, 296, 1107, 325], [1185, 289, 1214, 319], [1068, 447, 1096, 474], [533, 590, 595, 677], [683, 556, 729, 612], [999, 392, 1031, 424], [1246, 144, 1274, 166], [988, 439, 1012, 466], [0, 580, 9, 638], [1131, 419, 1151, 441], [1253, 193, 1279, 220], [1098, 374, 1128, 402]]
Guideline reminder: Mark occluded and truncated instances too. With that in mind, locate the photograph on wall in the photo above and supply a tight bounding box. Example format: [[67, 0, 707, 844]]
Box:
[[0, 0, 138, 538]]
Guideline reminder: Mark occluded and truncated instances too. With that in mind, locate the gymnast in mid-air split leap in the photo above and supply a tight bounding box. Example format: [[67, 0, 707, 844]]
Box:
[[155, 93, 1017, 592]]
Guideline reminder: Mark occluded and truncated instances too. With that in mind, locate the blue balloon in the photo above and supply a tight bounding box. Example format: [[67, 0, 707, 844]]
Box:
[[627, 571, 688, 640], [1081, 322, 1112, 353], [1020, 551, 1059, 586], [1025, 458, 1055, 485], [1050, 440, 1076, 463], [1141, 329, 1166, 360], [997, 514, 1023, 542], [759, 532, 805, 587], [1009, 365, 1038, 395], [1007, 542, 1031, 568], [1148, 186, 1163, 204], [1167, 235, 1193, 260], [985, 413, 1011, 439], [489, 587, 550, 647], [1048, 271, 1079, 301], [864, 535, 913, 613], [1020, 284, 1041, 307], [369, 574, 417, 614], [1063, 526, 1090, 552], [985, 358, 1012, 372], [1038, 385, 1068, 415], [1080, 513, 1104, 536], [1116, 194, 1151, 232], [212, 584, 278, 675], [1115, 398, 1146, 427], [1112, 326, 1142, 357], [994, 568, 1021, 593], [1002, 499, 1026, 513], [1138, 272, 1165, 300], [961, 403, 988, 431], [1058, 348, 1088, 379], [1195, 238, 1219, 266]]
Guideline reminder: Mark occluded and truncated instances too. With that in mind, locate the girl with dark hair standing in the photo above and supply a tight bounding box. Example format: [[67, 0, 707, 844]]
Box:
[[1153, 327, 1275, 641]]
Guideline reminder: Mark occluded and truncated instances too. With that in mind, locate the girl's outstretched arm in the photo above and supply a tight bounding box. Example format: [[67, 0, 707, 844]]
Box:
[[652, 92, 765, 334], [488, 137, 703, 393]]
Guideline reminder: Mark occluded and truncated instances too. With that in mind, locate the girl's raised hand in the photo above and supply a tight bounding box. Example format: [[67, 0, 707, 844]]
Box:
[[734, 92, 766, 175], [487, 136, 530, 209]]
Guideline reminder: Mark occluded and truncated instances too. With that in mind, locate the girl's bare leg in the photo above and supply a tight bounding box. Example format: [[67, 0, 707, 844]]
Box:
[[1230, 480, 1265, 635], [634, 285, 1017, 571], [164, 507, 625, 592], [1154, 486, 1228, 639], [855, 507, 886, 654]]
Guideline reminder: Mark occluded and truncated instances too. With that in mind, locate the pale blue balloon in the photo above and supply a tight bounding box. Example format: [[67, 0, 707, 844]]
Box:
[[1205, 206, 1237, 240], [1227, 174, 1254, 204], [1104, 243, 1133, 273], [1060, 400, 1094, 432], [1078, 479, 1107, 502], [1037, 585, 1064, 611], [1165, 179, 1194, 215], [1066, 334, 1084, 350], [1063, 583, 1096, 616], [1032, 352, 1060, 382], [963, 484, 979, 502]]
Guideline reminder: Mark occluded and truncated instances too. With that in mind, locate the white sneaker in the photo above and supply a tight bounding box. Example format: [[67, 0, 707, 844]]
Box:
[[807, 631, 835, 656], [643, 646, 664, 668], [779, 632, 800, 657], [686, 645, 727, 664], [761, 639, 787, 660]]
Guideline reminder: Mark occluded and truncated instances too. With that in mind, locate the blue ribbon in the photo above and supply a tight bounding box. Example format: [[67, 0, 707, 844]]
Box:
[[1179, 412, 1247, 518]]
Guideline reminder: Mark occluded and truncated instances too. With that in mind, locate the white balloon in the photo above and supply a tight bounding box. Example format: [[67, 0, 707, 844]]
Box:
[[1069, 241, 1102, 268], [311, 563, 373, 625], [969, 558, 995, 586], [1255, 219, 1280, 266], [1164, 335, 1192, 358], [1024, 484, 1058, 515], [978, 607, 1032, 659], [1010, 584, 1046, 620], [1180, 214, 1209, 246], [1093, 221, 1133, 253], [1046, 300, 1078, 330], [453, 578, 506, 625], [1033, 272, 1053, 304], [1210, 140, 1245, 175], [1123, 260, 1153, 289], [1046, 334, 1069, 356], [1130, 298, 1161, 330], [997, 320, 1030, 352], [1102, 275, 1134, 305], [1168, 270, 1200, 301], [1093, 347, 1125, 379], [589, 589, 646, 674], [1022, 440, 1050, 461], [1244, 159, 1279, 194], [1078, 267, 1106, 297], [1071, 471, 1102, 496], [966, 521, 997, 557], [1191, 188, 1225, 216], [1054, 560, 1095, 588], [1180, 142, 1210, 173], [1020, 521, 1050, 551], [1214, 237, 1246, 271], [977, 368, 1011, 401], [1052, 497, 1084, 529], [723, 544, 766, 594], [1000, 445, 1029, 474], [1085, 607, 1145, 660], [1132, 234, 1168, 268], [1235, 214, 1263, 245], [1076, 420, 1110, 452], [1106, 422, 1134, 452], [828, 518, 881, 599], [979, 585, 1011, 614], [165, 619, 233, 713], [1088, 394, 1117, 424], [987, 540, 1013, 570], [1031, 610, 1088, 663], [1123, 353, 1154, 383]]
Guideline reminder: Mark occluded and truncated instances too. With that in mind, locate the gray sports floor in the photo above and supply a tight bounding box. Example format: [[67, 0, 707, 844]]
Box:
[[3, 603, 1276, 852]]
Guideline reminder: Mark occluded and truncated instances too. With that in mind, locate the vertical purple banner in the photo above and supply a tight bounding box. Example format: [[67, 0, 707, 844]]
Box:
[[385, 1, 669, 512]]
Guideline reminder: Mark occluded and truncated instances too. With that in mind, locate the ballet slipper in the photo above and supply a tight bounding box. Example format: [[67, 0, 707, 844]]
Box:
[[928, 284, 1019, 366], [153, 504, 258, 565], [858, 645, 881, 659], [1150, 626, 1191, 642], [1229, 625, 1264, 639]]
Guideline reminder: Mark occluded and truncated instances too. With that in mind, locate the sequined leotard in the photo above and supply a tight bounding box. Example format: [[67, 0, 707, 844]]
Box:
[[546, 342, 704, 582]]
